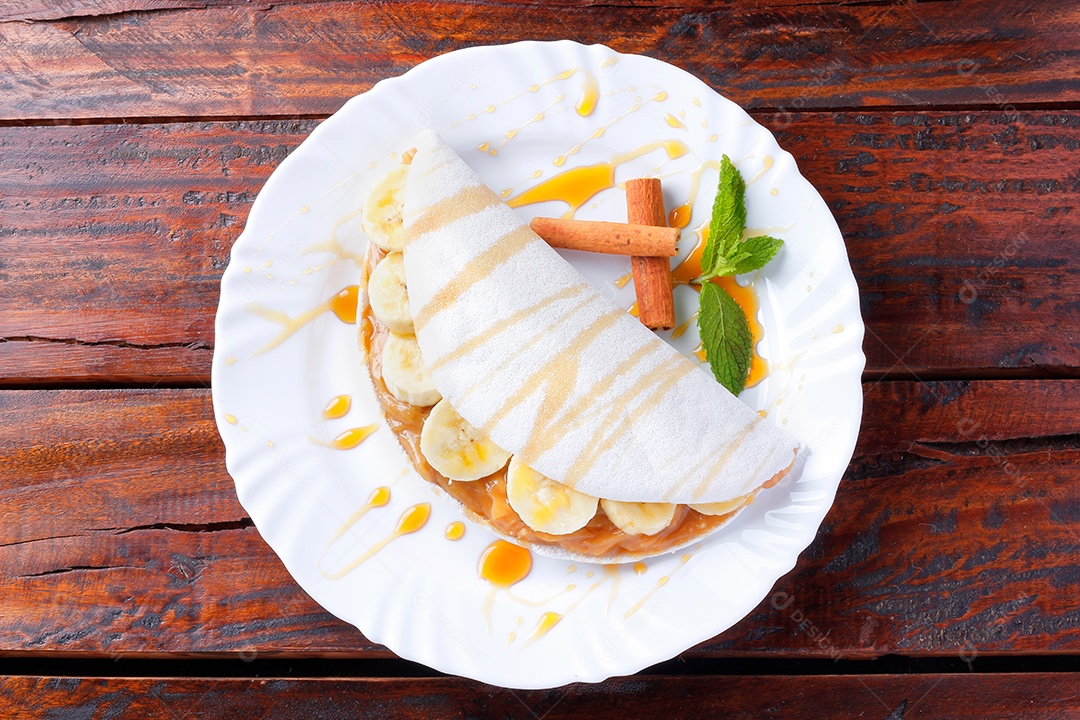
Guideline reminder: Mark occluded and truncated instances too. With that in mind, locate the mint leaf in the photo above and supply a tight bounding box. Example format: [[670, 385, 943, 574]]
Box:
[[731, 235, 784, 275], [697, 282, 752, 396], [700, 155, 745, 280]]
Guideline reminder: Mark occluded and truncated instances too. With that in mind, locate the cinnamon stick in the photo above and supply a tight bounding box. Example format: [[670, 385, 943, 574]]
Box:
[[529, 217, 678, 257], [625, 178, 676, 330]]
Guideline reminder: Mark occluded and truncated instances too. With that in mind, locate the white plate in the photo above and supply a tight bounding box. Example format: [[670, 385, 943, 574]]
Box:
[[212, 40, 865, 689]]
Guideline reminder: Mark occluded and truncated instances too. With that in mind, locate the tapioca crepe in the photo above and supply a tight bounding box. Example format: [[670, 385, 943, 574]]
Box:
[[401, 130, 797, 505]]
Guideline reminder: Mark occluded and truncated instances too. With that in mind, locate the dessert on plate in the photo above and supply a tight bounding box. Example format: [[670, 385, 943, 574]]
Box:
[[359, 130, 797, 562]]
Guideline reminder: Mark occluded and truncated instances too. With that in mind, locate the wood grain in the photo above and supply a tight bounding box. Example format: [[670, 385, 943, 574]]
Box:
[[0, 0, 937, 24], [0, 119, 314, 384], [0, 389, 380, 655], [0, 381, 1076, 657], [0, 0, 1076, 121], [3, 674, 1079, 719], [2, 111, 1076, 383], [774, 111, 1080, 378]]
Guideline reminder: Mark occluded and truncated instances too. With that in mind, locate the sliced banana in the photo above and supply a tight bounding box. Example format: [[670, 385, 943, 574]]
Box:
[[368, 252, 414, 334], [420, 398, 510, 481], [506, 456, 598, 535], [380, 332, 441, 407], [362, 164, 409, 252], [691, 493, 754, 517], [600, 499, 677, 536]]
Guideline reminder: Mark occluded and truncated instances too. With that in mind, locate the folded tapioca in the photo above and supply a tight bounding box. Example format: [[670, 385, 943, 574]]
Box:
[[359, 130, 797, 562]]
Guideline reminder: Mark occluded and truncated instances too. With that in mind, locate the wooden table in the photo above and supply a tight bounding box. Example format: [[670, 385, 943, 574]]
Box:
[[2, 0, 1078, 716]]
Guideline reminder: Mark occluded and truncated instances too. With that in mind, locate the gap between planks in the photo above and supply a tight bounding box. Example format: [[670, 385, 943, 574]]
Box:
[[1, 370, 1077, 391], [2, 654, 1080, 679], [2, 101, 1079, 128]]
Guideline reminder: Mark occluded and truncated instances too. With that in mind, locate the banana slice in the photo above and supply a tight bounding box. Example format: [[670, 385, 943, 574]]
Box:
[[362, 165, 409, 252], [380, 332, 441, 407], [420, 398, 510, 481], [690, 493, 754, 517], [368, 252, 414, 334], [600, 499, 677, 536], [506, 456, 598, 535]]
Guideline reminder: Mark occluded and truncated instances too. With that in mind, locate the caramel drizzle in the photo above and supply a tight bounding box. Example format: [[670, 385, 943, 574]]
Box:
[[738, 435, 787, 494], [623, 554, 692, 619], [430, 282, 592, 373], [521, 336, 666, 463], [412, 225, 538, 331], [687, 420, 762, 500], [561, 356, 696, 487], [661, 414, 761, 501], [451, 294, 597, 413], [404, 183, 495, 246], [321, 503, 430, 580], [447, 67, 579, 128], [483, 306, 625, 432], [426, 275, 692, 492]]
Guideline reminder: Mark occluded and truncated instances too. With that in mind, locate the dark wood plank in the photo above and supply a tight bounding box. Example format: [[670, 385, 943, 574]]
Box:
[[0, 0, 869, 24], [1, 0, 1076, 121], [3, 674, 1078, 718], [0, 389, 380, 655], [0, 381, 1076, 657], [0, 0, 223, 23], [2, 111, 1076, 383], [773, 111, 1080, 378], [708, 380, 1080, 657], [857, 379, 1080, 452], [0, 119, 314, 384]]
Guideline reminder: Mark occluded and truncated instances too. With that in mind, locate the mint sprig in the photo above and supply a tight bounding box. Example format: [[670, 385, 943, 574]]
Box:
[[695, 155, 784, 395]]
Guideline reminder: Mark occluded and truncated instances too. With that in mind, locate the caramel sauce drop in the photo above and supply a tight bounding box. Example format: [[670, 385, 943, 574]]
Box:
[[327, 486, 391, 545], [478, 540, 533, 588], [328, 424, 379, 450], [329, 285, 359, 324], [368, 486, 391, 507], [576, 71, 600, 117], [670, 313, 697, 340], [633, 562, 647, 576], [224, 414, 238, 425], [394, 502, 431, 534], [672, 230, 767, 388], [322, 394, 352, 420], [445, 521, 466, 541], [525, 611, 563, 643], [668, 204, 692, 230], [664, 113, 687, 130]]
